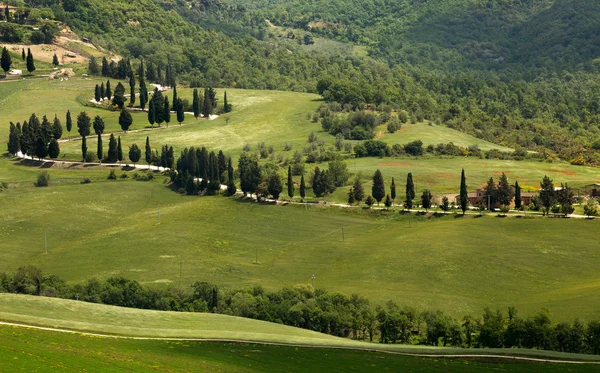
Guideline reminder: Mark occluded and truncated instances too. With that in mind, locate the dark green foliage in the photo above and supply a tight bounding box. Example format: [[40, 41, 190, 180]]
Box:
[[92, 115, 104, 135], [496, 173, 514, 206], [144, 137, 152, 166], [351, 176, 364, 204], [148, 99, 156, 127], [7, 123, 20, 155], [192, 88, 200, 119], [441, 196, 450, 212], [128, 143, 141, 165], [226, 157, 236, 196], [35, 172, 50, 187], [405, 172, 415, 209], [81, 135, 87, 162], [76, 112, 91, 137], [1, 47, 11, 75], [108, 134, 118, 163], [384, 194, 392, 208], [365, 195, 375, 208], [163, 97, 171, 127], [118, 108, 133, 132], [299, 174, 306, 201], [52, 115, 63, 140], [105, 80, 112, 100], [539, 175, 556, 216], [484, 177, 497, 211], [112, 82, 126, 109], [34, 136, 47, 160], [404, 140, 424, 156], [88, 56, 100, 75], [390, 177, 396, 202], [96, 134, 103, 161], [101, 57, 109, 77], [223, 91, 231, 113], [267, 173, 283, 199], [151, 89, 165, 125], [312, 167, 335, 199], [421, 190, 432, 211], [238, 152, 261, 196], [287, 165, 294, 199], [26, 48, 35, 74], [52, 54, 59, 67], [371, 169, 385, 204], [21, 49, 25, 61], [176, 98, 184, 125], [48, 138, 60, 159], [327, 159, 349, 187], [354, 140, 390, 157], [117, 136, 124, 163], [514, 181, 522, 209], [66, 111, 72, 139], [460, 169, 468, 214]]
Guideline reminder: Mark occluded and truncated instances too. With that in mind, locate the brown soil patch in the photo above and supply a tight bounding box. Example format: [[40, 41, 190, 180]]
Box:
[[379, 162, 411, 167], [438, 173, 454, 179], [546, 169, 578, 177], [1, 43, 89, 64]]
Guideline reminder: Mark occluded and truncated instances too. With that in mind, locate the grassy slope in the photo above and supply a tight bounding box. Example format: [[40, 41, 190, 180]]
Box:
[[1, 176, 600, 321], [4, 326, 597, 373], [1, 294, 600, 365]]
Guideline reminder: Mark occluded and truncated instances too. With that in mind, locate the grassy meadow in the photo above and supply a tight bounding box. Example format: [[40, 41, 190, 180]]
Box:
[[4, 323, 596, 372]]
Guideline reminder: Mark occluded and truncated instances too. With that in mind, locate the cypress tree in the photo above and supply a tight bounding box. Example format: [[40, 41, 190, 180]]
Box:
[[312, 167, 322, 197], [176, 98, 184, 125], [1, 47, 12, 76], [390, 177, 396, 204], [94, 84, 101, 102], [202, 88, 211, 118], [152, 89, 165, 125], [172, 85, 178, 112], [52, 54, 59, 67], [421, 190, 432, 211], [66, 110, 72, 140], [287, 165, 294, 199], [497, 172, 514, 206], [267, 173, 283, 199], [145, 136, 152, 165], [48, 138, 60, 159], [34, 136, 48, 160], [26, 48, 35, 74], [224, 91, 231, 113], [484, 177, 497, 210], [108, 134, 118, 163], [163, 97, 171, 127], [372, 169, 385, 205], [192, 88, 200, 119], [100, 82, 105, 100], [351, 176, 365, 203], [112, 82, 126, 109], [52, 115, 63, 140], [300, 174, 306, 201], [101, 57, 109, 77], [227, 157, 236, 196], [218, 150, 227, 183], [77, 112, 91, 137], [21, 48, 25, 61], [97, 133, 103, 161], [514, 180, 522, 209], [105, 80, 112, 100], [405, 172, 415, 209], [148, 99, 156, 127], [117, 136, 123, 164], [119, 108, 133, 132], [129, 144, 141, 166], [129, 70, 136, 106], [460, 169, 468, 214], [81, 134, 87, 162], [7, 124, 21, 155]]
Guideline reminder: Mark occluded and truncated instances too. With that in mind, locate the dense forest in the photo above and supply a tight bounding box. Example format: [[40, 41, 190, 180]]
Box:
[[14, 0, 600, 162]]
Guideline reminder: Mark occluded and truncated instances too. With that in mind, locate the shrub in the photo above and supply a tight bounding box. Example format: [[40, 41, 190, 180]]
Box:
[[35, 172, 50, 187], [108, 170, 117, 180], [365, 195, 375, 208], [120, 173, 129, 179], [80, 178, 92, 184], [404, 140, 424, 156], [243, 143, 251, 152], [30, 31, 46, 44]]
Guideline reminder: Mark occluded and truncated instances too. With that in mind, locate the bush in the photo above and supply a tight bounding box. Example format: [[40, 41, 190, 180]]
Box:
[[80, 178, 92, 184], [386, 117, 402, 133], [404, 140, 424, 156], [120, 173, 129, 179], [35, 172, 50, 187], [30, 31, 46, 45], [108, 170, 117, 180]]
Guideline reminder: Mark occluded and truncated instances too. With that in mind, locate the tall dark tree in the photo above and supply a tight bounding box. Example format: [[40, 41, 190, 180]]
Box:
[[152, 89, 165, 126], [514, 180, 522, 209], [108, 133, 118, 163], [312, 167, 323, 197], [192, 88, 200, 119], [93, 115, 105, 135], [34, 136, 48, 160], [129, 144, 141, 166], [176, 98, 184, 125], [226, 158, 236, 195], [145, 136, 152, 165], [26, 48, 35, 74], [52, 115, 63, 140], [148, 99, 156, 128], [223, 91, 231, 113], [459, 169, 468, 214], [76, 112, 91, 137], [119, 108, 133, 132], [172, 85, 178, 112], [390, 177, 396, 204], [112, 82, 126, 109], [163, 97, 171, 127], [421, 190, 432, 211], [202, 87, 214, 118], [66, 110, 72, 140], [100, 82, 105, 100], [117, 136, 123, 164], [81, 134, 88, 162], [52, 54, 59, 67], [105, 80, 112, 100], [371, 170, 385, 205], [128, 70, 136, 106], [1, 47, 12, 76], [483, 177, 497, 210], [405, 172, 415, 209], [351, 176, 365, 204], [48, 138, 60, 159], [496, 172, 514, 206], [217, 150, 227, 183], [21, 48, 25, 61], [7, 123, 21, 155], [300, 174, 306, 201], [94, 84, 101, 102], [96, 133, 103, 161], [88, 56, 99, 75], [101, 57, 109, 77], [238, 152, 261, 196], [267, 173, 283, 199], [287, 165, 294, 199]]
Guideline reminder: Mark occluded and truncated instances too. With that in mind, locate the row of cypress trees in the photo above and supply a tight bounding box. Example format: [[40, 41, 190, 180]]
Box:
[[7, 114, 62, 159], [1, 47, 35, 76]]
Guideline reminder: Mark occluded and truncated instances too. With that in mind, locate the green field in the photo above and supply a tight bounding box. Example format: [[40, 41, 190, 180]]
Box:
[[4, 325, 597, 373], [1, 294, 600, 369]]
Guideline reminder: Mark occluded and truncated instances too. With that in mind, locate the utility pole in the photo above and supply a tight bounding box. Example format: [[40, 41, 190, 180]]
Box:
[[311, 274, 315, 288]]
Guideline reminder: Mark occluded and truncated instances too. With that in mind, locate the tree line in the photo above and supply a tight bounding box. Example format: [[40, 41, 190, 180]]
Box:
[[1, 47, 36, 76], [2, 266, 600, 355]]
